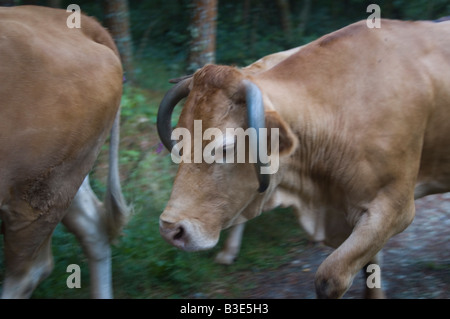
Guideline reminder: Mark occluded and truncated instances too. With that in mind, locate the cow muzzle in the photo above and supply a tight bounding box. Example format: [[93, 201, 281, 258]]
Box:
[[159, 215, 219, 252]]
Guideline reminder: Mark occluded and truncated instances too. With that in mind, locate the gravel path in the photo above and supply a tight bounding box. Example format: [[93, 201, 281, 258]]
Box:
[[241, 193, 450, 299]]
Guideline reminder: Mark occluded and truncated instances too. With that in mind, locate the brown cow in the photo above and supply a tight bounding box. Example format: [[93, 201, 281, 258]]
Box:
[[0, 6, 130, 298], [157, 19, 450, 298], [169, 48, 306, 267]]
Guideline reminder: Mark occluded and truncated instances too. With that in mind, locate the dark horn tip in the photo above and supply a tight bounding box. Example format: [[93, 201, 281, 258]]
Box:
[[169, 74, 193, 84], [157, 77, 192, 152]]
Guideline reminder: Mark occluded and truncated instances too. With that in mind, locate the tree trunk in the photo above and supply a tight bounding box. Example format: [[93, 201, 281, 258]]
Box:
[[298, 0, 311, 38], [102, 0, 134, 82], [277, 0, 292, 42], [426, 0, 435, 20], [47, 0, 62, 8], [187, 0, 218, 73]]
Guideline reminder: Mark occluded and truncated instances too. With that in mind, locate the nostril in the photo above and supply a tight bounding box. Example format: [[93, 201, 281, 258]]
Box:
[[160, 218, 187, 244], [173, 225, 184, 240]]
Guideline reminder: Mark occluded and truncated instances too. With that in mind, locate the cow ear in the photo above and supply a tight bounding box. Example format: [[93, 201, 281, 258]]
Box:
[[265, 110, 298, 156]]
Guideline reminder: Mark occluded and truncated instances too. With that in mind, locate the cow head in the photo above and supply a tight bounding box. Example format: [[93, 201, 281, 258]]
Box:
[[157, 64, 296, 251]]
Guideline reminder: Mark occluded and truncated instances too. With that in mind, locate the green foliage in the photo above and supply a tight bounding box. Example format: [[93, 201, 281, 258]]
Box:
[[121, 87, 149, 118], [125, 0, 450, 69]]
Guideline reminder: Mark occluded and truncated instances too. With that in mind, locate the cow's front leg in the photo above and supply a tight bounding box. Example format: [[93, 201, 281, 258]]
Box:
[[315, 193, 415, 299], [215, 223, 246, 265]]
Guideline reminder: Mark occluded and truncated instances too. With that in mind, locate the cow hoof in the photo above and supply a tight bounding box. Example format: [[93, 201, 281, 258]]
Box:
[[214, 251, 237, 265]]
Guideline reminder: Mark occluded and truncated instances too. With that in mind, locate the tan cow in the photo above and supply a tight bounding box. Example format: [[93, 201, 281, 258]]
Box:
[[168, 48, 305, 266], [157, 18, 450, 298], [0, 6, 130, 298]]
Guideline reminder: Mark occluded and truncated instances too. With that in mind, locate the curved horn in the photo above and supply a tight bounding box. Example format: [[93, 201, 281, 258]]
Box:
[[157, 77, 192, 151], [242, 79, 270, 193]]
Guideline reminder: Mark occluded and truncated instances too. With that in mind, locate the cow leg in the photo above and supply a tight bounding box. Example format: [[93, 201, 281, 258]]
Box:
[[2, 236, 54, 299], [215, 223, 246, 265], [362, 251, 386, 299], [62, 176, 112, 299], [1, 203, 58, 298], [315, 193, 414, 299]]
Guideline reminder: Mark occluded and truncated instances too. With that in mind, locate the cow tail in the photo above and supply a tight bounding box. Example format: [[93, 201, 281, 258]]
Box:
[[104, 108, 133, 242]]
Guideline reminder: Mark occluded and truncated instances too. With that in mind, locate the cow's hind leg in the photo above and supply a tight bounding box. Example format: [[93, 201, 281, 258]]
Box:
[[1, 202, 59, 298], [215, 223, 246, 265], [315, 192, 415, 298], [1, 235, 54, 299], [62, 176, 112, 299]]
